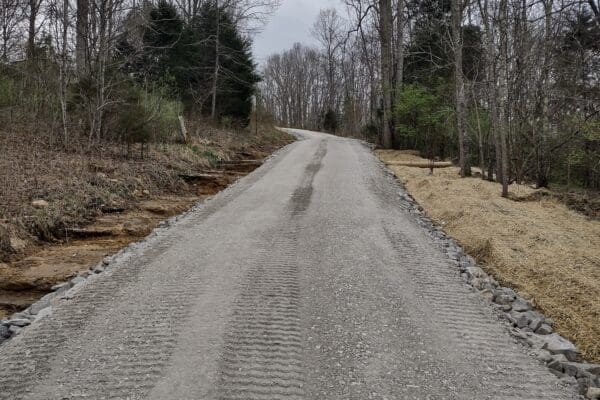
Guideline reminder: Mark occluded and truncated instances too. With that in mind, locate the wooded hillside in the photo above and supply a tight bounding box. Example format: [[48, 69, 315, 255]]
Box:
[[0, 0, 278, 146], [261, 0, 600, 194]]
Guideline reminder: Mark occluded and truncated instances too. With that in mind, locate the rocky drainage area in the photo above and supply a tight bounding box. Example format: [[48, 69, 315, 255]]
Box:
[[386, 167, 600, 399]]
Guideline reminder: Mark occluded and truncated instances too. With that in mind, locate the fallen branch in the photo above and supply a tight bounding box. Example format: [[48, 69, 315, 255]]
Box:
[[387, 161, 453, 168]]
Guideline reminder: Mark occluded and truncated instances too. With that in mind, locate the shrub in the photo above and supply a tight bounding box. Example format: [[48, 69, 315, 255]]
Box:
[[322, 109, 339, 133], [113, 84, 183, 145]]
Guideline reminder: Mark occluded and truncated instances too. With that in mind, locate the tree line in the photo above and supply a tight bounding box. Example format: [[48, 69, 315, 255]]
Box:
[[0, 0, 278, 148], [261, 0, 600, 193]]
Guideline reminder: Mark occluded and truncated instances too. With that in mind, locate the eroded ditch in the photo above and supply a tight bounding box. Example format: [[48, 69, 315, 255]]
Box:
[[0, 161, 262, 318]]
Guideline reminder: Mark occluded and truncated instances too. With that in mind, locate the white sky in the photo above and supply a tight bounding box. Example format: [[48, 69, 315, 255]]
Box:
[[252, 0, 344, 64]]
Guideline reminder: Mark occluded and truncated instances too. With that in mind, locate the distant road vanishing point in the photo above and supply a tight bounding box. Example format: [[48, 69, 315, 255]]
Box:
[[0, 129, 579, 399]]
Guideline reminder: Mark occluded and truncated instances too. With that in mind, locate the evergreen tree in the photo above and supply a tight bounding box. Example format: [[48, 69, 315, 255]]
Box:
[[186, 1, 260, 122], [143, 0, 186, 89], [118, 0, 259, 123]]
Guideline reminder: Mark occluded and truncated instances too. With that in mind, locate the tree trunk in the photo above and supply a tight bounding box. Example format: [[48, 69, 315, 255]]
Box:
[[59, 0, 69, 142], [76, 0, 89, 76], [473, 86, 486, 179], [27, 0, 39, 59], [452, 0, 471, 177], [394, 0, 404, 100], [379, 0, 393, 149], [498, 0, 510, 197], [211, 0, 220, 121]]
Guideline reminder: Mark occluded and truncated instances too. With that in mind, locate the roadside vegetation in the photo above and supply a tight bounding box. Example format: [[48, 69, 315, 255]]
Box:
[[379, 149, 600, 363], [0, 0, 284, 257], [0, 0, 289, 313]]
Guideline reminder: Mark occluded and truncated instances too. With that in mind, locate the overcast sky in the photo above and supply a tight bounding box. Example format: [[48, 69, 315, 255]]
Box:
[[252, 0, 344, 64]]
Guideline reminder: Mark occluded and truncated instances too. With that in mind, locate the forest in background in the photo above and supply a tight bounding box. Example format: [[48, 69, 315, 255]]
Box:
[[0, 0, 278, 147], [260, 0, 600, 194]]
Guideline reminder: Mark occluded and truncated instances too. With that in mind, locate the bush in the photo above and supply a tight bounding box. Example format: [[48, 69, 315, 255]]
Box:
[[0, 74, 18, 108], [394, 84, 453, 155], [322, 109, 339, 133], [361, 120, 379, 143], [112, 84, 183, 145], [138, 87, 182, 142]]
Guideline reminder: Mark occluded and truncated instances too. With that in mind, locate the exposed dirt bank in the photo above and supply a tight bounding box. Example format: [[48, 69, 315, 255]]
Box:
[[377, 149, 600, 363], [0, 126, 294, 317]]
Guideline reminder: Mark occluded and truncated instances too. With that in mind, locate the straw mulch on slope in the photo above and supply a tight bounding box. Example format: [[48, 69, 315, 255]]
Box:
[[377, 149, 600, 363]]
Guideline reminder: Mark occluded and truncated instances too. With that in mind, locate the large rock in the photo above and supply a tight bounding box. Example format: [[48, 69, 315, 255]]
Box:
[[480, 289, 495, 302], [31, 199, 49, 209], [29, 293, 55, 315], [512, 299, 531, 312], [529, 317, 544, 332], [466, 266, 487, 279], [471, 277, 491, 290], [535, 349, 553, 363], [563, 362, 600, 378], [494, 294, 512, 306], [0, 324, 9, 338], [536, 323, 553, 335], [542, 333, 578, 361], [6, 318, 31, 327], [71, 276, 86, 285], [587, 387, 600, 399]]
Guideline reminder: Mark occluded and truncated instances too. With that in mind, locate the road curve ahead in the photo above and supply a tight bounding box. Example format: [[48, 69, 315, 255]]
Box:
[[0, 130, 578, 399]]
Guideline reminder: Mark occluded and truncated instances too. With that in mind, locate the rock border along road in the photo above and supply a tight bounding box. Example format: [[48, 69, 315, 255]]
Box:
[[0, 129, 581, 399]]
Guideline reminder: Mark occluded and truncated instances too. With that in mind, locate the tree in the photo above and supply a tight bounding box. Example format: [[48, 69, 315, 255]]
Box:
[[0, 0, 24, 61], [379, 0, 394, 148], [26, 0, 43, 59], [76, 0, 89, 75], [187, 1, 259, 121], [452, 0, 471, 177], [311, 8, 345, 114]]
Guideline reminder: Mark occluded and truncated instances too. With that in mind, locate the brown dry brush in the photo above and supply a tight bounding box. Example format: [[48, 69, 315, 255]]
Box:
[[0, 121, 291, 261]]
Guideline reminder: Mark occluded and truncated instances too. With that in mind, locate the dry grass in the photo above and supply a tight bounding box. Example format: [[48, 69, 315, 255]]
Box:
[[377, 149, 600, 363]]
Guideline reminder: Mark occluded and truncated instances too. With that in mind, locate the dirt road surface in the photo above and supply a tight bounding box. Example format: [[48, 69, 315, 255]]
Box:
[[0, 130, 578, 399]]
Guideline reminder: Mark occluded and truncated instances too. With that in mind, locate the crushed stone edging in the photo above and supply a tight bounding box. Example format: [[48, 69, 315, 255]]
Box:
[[378, 165, 599, 399]]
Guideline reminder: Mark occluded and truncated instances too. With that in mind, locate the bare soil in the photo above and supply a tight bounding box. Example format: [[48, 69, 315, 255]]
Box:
[[0, 126, 293, 318], [377, 149, 600, 363]]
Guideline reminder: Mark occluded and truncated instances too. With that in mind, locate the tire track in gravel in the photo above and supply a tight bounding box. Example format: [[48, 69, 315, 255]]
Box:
[[215, 140, 327, 400]]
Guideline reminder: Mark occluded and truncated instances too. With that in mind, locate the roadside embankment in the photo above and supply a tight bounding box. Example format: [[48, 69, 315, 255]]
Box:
[[377, 149, 600, 364], [0, 126, 294, 317]]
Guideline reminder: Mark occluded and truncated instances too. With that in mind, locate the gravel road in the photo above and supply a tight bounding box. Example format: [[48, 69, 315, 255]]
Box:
[[0, 130, 579, 399]]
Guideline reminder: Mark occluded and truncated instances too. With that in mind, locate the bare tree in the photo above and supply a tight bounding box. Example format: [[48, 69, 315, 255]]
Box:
[[76, 0, 89, 75], [312, 8, 346, 113], [0, 0, 24, 60], [25, 0, 43, 58], [379, 0, 394, 148], [452, 0, 471, 177], [211, 0, 220, 121], [394, 0, 405, 97]]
